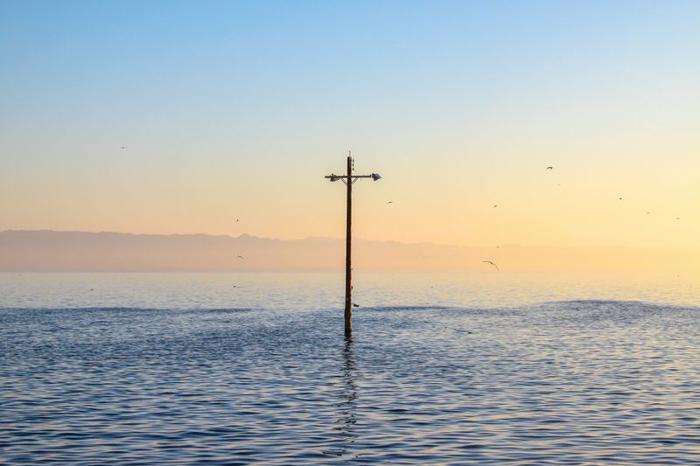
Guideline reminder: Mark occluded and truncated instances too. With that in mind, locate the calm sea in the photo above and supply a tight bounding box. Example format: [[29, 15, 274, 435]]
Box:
[[1, 272, 699, 464]]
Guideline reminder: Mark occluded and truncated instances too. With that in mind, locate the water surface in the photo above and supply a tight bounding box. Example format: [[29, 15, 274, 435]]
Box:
[[1, 273, 699, 464]]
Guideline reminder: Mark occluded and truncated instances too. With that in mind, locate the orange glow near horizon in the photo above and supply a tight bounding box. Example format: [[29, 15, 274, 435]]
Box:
[[3, 135, 698, 254]]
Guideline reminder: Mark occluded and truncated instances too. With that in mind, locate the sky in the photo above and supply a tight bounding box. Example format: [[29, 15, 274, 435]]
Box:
[[1, 0, 698, 251]]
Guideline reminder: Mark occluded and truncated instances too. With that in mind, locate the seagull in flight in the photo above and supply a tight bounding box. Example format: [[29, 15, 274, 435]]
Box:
[[493, 204, 498, 208], [237, 255, 244, 259], [386, 201, 393, 204], [482, 260, 499, 271], [546, 166, 553, 170]]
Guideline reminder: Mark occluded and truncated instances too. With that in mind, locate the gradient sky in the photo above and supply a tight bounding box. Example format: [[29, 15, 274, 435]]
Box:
[[1, 0, 698, 250]]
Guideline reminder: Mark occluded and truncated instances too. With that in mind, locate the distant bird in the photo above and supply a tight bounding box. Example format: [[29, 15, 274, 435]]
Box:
[[546, 166, 553, 170], [493, 204, 498, 208], [496, 245, 500, 249], [120, 146, 127, 150], [646, 211, 651, 215], [482, 260, 499, 271], [236, 218, 240, 222], [237, 255, 244, 259], [386, 201, 393, 204], [676, 217, 680, 221], [618, 197, 623, 201], [352, 303, 360, 308]]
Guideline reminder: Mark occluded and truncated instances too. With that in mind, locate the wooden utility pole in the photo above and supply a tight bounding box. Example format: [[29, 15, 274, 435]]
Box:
[[344, 155, 353, 337], [325, 153, 381, 338]]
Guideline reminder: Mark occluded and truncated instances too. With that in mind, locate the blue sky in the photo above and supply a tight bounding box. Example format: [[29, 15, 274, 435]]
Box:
[[1, 1, 698, 248]]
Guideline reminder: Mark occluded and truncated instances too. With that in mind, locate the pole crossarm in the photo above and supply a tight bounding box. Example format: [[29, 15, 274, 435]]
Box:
[[324, 175, 375, 179], [325, 174, 381, 183]]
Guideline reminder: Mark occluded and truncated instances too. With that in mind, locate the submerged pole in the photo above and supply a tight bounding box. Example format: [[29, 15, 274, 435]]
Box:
[[325, 154, 381, 338], [345, 155, 353, 338]]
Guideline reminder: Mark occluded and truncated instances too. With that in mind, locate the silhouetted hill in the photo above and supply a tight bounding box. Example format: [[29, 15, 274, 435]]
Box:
[[0, 230, 696, 273]]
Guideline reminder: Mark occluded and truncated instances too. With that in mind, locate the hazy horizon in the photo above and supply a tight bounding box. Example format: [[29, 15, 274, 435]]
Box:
[[2, 229, 698, 274], [3, 227, 700, 250]]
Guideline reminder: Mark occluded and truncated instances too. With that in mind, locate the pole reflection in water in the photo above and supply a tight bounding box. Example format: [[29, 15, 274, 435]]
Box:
[[332, 336, 359, 459]]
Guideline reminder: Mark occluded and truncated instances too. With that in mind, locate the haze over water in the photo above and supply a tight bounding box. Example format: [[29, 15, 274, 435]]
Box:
[[2, 273, 700, 464], [1, 272, 699, 310]]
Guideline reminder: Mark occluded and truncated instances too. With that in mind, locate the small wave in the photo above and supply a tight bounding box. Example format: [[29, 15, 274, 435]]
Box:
[[0, 306, 255, 314], [359, 305, 460, 312], [355, 300, 700, 316], [539, 299, 700, 311]]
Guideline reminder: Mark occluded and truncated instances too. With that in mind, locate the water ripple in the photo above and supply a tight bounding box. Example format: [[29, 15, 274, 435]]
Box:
[[2, 301, 700, 464]]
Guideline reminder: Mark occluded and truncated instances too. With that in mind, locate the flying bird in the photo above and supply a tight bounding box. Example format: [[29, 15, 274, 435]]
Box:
[[546, 166, 553, 170], [236, 218, 239, 222], [120, 146, 127, 150], [386, 201, 393, 204], [237, 255, 244, 259], [482, 260, 499, 271], [618, 197, 623, 201], [493, 204, 498, 208], [352, 303, 360, 308]]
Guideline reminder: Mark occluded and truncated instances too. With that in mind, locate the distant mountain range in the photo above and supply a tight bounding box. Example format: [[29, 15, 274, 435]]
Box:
[[0, 230, 696, 273]]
